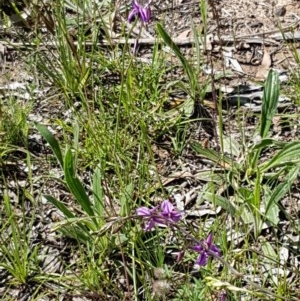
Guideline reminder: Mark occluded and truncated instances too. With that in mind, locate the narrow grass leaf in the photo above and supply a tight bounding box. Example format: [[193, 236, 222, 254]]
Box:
[[73, 121, 80, 168], [46, 188, 95, 240], [156, 23, 197, 95], [191, 18, 201, 71], [120, 182, 134, 216], [253, 169, 263, 238], [36, 123, 64, 168]]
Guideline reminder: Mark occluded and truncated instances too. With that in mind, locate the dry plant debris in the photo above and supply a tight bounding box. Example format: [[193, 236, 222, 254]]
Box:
[[0, 0, 300, 300]]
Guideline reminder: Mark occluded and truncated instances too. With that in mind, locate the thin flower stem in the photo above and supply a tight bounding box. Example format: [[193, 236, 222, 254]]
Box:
[[100, 214, 297, 301], [169, 223, 297, 301]]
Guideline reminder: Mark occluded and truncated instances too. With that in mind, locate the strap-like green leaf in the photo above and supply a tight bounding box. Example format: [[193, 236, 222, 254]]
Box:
[[44, 194, 75, 219], [264, 166, 299, 225], [259, 141, 300, 172], [36, 123, 64, 168], [156, 23, 197, 96], [260, 70, 280, 139], [192, 141, 239, 170], [64, 148, 96, 224], [92, 166, 104, 217]]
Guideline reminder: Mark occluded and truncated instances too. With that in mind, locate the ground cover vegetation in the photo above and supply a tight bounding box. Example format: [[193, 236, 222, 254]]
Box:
[[0, 0, 300, 300]]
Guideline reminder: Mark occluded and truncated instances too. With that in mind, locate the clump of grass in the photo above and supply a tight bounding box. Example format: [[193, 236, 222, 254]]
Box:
[[0, 96, 30, 148], [1, 0, 300, 300], [0, 189, 39, 285]]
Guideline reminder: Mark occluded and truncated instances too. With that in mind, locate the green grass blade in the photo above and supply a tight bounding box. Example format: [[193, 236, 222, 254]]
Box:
[[44, 195, 93, 241], [156, 23, 197, 96], [73, 121, 80, 168], [35, 123, 64, 168], [191, 18, 201, 71]]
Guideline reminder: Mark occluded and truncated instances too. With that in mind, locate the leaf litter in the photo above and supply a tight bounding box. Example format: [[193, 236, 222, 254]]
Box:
[[0, 0, 300, 300]]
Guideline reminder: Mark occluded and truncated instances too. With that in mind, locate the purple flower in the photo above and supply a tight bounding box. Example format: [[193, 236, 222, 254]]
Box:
[[136, 200, 182, 231], [220, 290, 227, 301], [161, 200, 182, 223], [137, 206, 159, 231], [192, 233, 221, 266], [128, 0, 151, 23]]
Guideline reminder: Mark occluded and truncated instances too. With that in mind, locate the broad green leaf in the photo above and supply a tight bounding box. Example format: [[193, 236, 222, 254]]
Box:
[[44, 195, 75, 219], [249, 70, 280, 171], [191, 18, 201, 71], [261, 240, 277, 259], [222, 135, 241, 157], [180, 96, 194, 118], [192, 141, 239, 170], [260, 70, 280, 139], [205, 277, 250, 293], [264, 166, 299, 225], [237, 188, 260, 227], [263, 186, 280, 226], [35, 123, 63, 168], [259, 141, 300, 172], [92, 165, 105, 217], [64, 148, 96, 227], [203, 191, 236, 215], [251, 138, 286, 151], [194, 169, 225, 185]]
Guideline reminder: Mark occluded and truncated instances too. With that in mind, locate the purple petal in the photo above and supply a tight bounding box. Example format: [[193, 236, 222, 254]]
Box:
[[220, 291, 227, 301], [210, 245, 221, 257], [176, 250, 185, 262], [136, 207, 152, 216], [161, 200, 174, 214], [140, 7, 151, 22], [144, 219, 155, 231], [206, 233, 213, 246], [196, 252, 208, 266], [161, 200, 182, 222], [128, 9, 138, 23], [171, 211, 182, 222], [145, 7, 151, 21], [132, 0, 140, 9], [192, 244, 204, 253]]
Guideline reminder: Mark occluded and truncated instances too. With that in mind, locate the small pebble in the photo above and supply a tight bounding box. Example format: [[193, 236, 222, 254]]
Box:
[[274, 6, 286, 17]]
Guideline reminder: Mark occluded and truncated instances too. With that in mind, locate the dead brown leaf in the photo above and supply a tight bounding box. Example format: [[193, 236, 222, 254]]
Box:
[[255, 46, 271, 80]]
